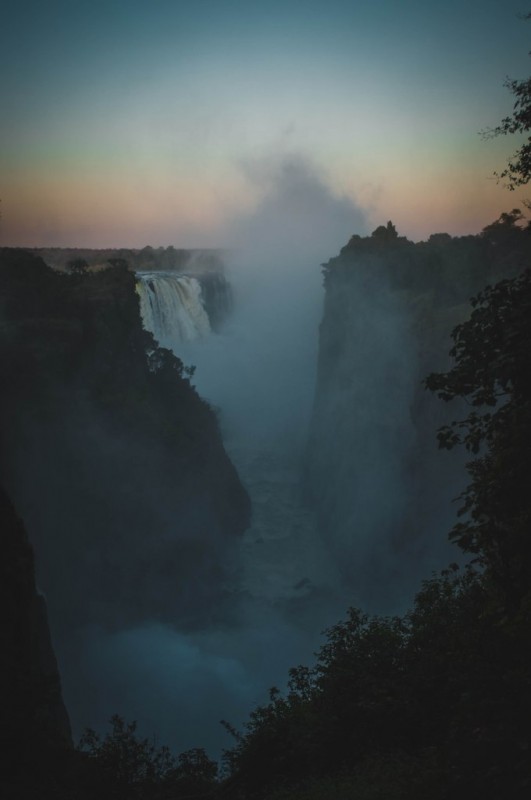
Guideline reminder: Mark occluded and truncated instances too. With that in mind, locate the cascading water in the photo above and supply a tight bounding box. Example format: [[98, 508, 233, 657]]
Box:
[[136, 272, 211, 345], [129, 254, 347, 754], [136, 262, 342, 616]]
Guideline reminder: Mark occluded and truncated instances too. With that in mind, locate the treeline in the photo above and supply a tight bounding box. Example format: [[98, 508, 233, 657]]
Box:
[[325, 210, 531, 297], [30, 245, 226, 274]]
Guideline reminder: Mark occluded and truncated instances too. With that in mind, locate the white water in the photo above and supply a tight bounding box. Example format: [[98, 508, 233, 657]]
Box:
[[136, 272, 211, 345], [94, 257, 350, 756], [137, 263, 342, 611]]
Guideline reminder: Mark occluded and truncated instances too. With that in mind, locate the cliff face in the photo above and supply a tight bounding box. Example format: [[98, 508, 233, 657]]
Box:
[[0, 249, 250, 635], [305, 221, 531, 611], [0, 485, 72, 773]]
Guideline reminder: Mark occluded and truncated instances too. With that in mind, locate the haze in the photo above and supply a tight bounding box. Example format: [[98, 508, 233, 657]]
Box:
[[2, 0, 530, 765]]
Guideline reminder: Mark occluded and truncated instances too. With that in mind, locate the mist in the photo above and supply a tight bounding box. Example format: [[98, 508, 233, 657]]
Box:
[[59, 609, 327, 756], [306, 260, 459, 614], [55, 154, 371, 755], [7, 152, 459, 761], [180, 153, 368, 443]]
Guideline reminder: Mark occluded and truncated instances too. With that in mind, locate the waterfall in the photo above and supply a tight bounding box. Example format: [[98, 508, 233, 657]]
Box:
[[136, 272, 211, 344]]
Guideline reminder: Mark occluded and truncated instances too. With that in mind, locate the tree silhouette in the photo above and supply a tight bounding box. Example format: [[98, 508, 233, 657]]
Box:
[[66, 257, 89, 275], [485, 14, 531, 195], [425, 268, 531, 609]]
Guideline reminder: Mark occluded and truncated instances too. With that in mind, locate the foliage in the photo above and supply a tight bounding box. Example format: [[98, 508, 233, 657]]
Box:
[[370, 220, 399, 241], [0, 247, 250, 635], [67, 257, 89, 275], [79, 716, 175, 795], [222, 260, 531, 799], [425, 268, 531, 608], [261, 753, 443, 800], [107, 257, 130, 271], [79, 715, 218, 799], [480, 208, 528, 241], [222, 562, 530, 798], [485, 14, 531, 194]]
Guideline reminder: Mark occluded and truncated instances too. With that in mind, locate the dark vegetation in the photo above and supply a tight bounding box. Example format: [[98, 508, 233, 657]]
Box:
[[485, 11, 531, 194], [425, 268, 531, 609], [3, 226, 529, 798], [2, 32, 531, 799], [213, 57, 531, 796], [219, 254, 531, 799], [33, 245, 226, 274], [0, 485, 72, 797], [0, 250, 250, 635], [304, 210, 531, 609]]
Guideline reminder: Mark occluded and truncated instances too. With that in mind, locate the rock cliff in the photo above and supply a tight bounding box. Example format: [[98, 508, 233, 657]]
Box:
[[0, 484, 72, 789], [0, 249, 250, 635], [305, 219, 531, 610]]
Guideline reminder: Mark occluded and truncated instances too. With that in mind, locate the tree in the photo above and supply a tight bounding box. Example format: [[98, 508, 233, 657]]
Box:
[[486, 14, 531, 194], [425, 268, 531, 609], [107, 257, 130, 271], [371, 220, 399, 241], [79, 715, 175, 795], [481, 207, 525, 236], [78, 716, 218, 799], [66, 257, 89, 275]]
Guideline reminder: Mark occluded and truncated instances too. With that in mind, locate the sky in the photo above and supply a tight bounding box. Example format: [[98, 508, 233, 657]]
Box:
[[1, 0, 530, 247]]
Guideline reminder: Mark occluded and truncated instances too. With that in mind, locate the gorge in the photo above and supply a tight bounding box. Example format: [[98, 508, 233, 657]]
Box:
[[1, 216, 530, 796]]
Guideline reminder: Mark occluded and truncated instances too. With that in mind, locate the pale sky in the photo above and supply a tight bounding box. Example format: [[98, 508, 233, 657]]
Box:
[[1, 0, 530, 246]]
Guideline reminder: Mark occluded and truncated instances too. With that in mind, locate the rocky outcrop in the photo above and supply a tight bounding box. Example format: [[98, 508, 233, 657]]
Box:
[[0, 484, 71, 777], [305, 220, 531, 611], [0, 249, 250, 635]]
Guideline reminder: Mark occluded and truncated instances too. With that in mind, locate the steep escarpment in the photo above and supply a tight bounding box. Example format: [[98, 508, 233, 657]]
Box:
[[0, 249, 250, 635], [0, 484, 72, 791], [305, 218, 531, 610]]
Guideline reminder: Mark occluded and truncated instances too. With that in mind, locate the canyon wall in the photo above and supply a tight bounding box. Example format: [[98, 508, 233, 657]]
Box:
[[0, 484, 72, 792], [0, 249, 250, 636], [305, 219, 531, 611]]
